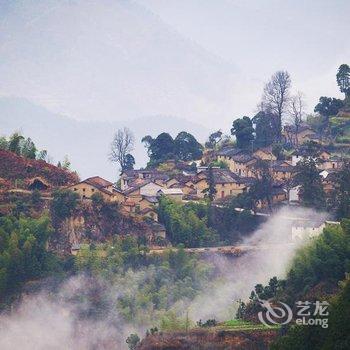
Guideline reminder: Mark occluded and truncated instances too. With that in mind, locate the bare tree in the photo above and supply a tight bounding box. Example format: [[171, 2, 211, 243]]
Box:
[[262, 71, 291, 142], [109, 127, 135, 171], [288, 92, 306, 147]]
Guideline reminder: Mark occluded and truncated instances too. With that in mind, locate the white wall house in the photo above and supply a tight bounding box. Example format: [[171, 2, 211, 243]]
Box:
[[291, 221, 340, 241]]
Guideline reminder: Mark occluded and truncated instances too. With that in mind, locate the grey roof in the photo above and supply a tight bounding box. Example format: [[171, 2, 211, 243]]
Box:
[[123, 179, 152, 194], [142, 195, 158, 203], [217, 147, 245, 157], [121, 169, 169, 181], [231, 153, 257, 164], [195, 169, 246, 185]]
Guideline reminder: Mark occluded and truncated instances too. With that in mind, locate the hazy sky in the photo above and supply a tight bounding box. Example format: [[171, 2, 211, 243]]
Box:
[[0, 0, 349, 131]]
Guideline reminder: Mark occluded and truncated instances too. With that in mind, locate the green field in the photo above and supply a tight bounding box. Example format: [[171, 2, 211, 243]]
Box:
[[219, 319, 280, 331]]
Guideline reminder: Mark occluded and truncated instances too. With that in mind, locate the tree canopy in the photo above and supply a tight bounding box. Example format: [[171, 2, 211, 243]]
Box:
[[336, 64, 350, 99], [231, 116, 254, 150], [314, 96, 344, 117], [253, 111, 275, 147], [293, 157, 326, 210], [142, 131, 202, 166]]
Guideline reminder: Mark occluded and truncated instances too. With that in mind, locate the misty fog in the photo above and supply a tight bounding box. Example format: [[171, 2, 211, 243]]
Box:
[[0, 207, 326, 350]]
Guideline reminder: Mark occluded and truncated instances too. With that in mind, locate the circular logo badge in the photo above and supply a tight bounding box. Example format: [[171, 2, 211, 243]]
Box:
[[258, 299, 293, 327]]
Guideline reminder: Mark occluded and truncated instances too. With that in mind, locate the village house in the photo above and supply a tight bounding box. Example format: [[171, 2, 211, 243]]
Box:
[[253, 147, 277, 161], [157, 188, 184, 201], [283, 123, 317, 146], [291, 220, 339, 241], [271, 161, 296, 181], [121, 199, 137, 215], [68, 176, 119, 201], [165, 173, 197, 196], [291, 148, 332, 167], [320, 170, 339, 194], [317, 155, 343, 171], [120, 169, 169, 190], [137, 195, 158, 211], [193, 168, 250, 200], [256, 183, 288, 208], [217, 148, 257, 177], [123, 179, 164, 199], [291, 220, 325, 241]]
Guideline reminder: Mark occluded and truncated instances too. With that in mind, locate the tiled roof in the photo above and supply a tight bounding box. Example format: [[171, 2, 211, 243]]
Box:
[[123, 179, 152, 195], [195, 169, 246, 185], [158, 188, 183, 195], [83, 176, 113, 189], [141, 195, 158, 203], [217, 147, 245, 157], [231, 154, 257, 164], [121, 169, 169, 181]]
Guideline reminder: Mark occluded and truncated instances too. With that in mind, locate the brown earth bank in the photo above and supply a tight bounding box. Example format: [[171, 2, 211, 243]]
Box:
[[137, 329, 278, 350], [0, 149, 78, 188]]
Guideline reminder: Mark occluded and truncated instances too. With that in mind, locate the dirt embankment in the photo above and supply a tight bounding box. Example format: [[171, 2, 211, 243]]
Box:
[[137, 329, 278, 350]]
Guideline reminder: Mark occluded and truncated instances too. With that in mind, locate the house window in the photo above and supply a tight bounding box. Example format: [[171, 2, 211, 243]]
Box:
[[92, 188, 95, 192], [332, 163, 335, 169], [74, 188, 77, 191], [221, 191, 225, 198], [83, 188, 86, 192]]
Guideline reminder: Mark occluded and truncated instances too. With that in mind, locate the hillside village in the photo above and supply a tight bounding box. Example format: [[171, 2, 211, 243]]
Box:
[[1, 116, 349, 252], [1, 2, 350, 348], [67, 128, 343, 219], [1, 66, 350, 254], [0, 53, 350, 349]]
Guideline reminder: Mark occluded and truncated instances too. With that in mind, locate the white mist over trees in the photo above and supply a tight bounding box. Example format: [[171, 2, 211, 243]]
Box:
[[0, 207, 327, 349]]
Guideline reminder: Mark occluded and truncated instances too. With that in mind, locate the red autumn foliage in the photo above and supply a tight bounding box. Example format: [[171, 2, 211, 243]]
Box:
[[0, 149, 79, 187]]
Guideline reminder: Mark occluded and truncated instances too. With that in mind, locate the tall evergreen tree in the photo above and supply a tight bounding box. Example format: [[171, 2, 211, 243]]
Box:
[[336, 64, 350, 100]]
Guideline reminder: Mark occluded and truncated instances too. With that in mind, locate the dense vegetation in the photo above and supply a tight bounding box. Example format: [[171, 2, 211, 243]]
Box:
[[158, 196, 260, 247], [142, 131, 203, 167], [0, 215, 60, 304], [237, 220, 350, 349], [75, 239, 215, 328]]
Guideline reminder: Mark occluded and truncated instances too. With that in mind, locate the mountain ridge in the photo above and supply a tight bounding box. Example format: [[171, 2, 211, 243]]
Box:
[[0, 97, 209, 180]]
